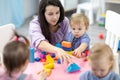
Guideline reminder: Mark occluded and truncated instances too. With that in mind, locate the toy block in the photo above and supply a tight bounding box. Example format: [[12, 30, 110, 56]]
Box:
[[41, 51, 47, 55], [55, 43, 62, 48], [85, 50, 89, 56], [62, 47, 72, 51], [51, 53, 56, 58], [61, 41, 71, 48], [66, 51, 73, 55], [44, 63, 54, 69], [46, 54, 54, 63], [29, 48, 34, 62], [53, 56, 59, 60], [35, 57, 40, 62], [43, 62, 49, 65], [40, 53, 46, 59], [41, 58, 46, 62], [66, 63, 80, 73], [57, 58, 61, 64]]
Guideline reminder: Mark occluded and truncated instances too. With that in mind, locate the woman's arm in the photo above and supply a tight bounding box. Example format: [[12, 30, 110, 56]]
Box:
[[38, 40, 72, 63], [38, 40, 58, 53]]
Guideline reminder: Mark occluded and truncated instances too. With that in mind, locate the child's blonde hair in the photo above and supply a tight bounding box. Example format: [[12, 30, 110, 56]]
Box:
[[70, 13, 89, 30], [89, 43, 114, 70]]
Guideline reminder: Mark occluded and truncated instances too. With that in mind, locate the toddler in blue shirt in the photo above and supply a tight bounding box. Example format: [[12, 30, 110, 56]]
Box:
[[79, 43, 120, 80], [65, 13, 90, 58]]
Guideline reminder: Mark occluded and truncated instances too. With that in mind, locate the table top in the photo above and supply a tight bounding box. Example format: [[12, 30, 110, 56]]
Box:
[[24, 57, 90, 80]]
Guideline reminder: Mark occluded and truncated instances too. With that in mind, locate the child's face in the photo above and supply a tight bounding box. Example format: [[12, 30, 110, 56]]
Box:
[[89, 60, 112, 78], [70, 22, 87, 38]]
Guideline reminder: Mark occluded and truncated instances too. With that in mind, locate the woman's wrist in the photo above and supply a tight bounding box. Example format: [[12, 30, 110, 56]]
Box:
[[52, 47, 59, 54]]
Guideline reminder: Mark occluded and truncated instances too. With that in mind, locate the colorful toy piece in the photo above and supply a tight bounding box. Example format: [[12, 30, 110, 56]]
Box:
[[46, 54, 54, 63], [55, 43, 62, 48], [61, 41, 71, 48], [44, 63, 54, 69], [57, 58, 61, 64], [98, 13, 106, 27], [98, 33, 104, 39], [42, 54, 55, 76], [35, 57, 40, 61], [66, 63, 80, 73], [29, 48, 35, 63], [66, 51, 73, 55]]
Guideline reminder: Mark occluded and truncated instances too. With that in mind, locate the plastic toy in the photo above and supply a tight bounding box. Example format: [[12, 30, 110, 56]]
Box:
[[40, 52, 47, 59], [42, 54, 55, 76], [35, 57, 40, 61], [61, 41, 71, 48], [44, 63, 54, 69], [55, 43, 62, 48], [98, 13, 106, 27], [57, 58, 61, 64], [98, 33, 104, 39], [66, 51, 73, 55], [46, 54, 54, 63], [62, 47, 72, 51], [66, 63, 80, 73], [29, 48, 34, 62]]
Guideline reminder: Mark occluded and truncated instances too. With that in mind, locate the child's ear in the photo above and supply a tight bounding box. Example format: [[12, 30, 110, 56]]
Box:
[[109, 60, 114, 69], [110, 60, 114, 65]]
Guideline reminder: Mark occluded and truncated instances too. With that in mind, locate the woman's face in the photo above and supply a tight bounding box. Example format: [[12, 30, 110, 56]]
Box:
[[45, 5, 60, 26]]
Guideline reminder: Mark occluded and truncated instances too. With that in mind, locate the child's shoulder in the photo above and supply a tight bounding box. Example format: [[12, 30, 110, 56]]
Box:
[[79, 70, 92, 80], [110, 71, 120, 80]]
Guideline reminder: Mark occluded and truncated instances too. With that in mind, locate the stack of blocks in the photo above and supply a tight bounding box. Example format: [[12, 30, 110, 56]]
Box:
[[61, 41, 73, 55]]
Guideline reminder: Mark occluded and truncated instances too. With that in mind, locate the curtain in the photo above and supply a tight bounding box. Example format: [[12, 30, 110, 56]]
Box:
[[0, 0, 24, 28]]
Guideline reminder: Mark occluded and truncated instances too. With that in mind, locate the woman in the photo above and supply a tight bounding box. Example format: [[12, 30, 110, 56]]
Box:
[[29, 0, 72, 63]]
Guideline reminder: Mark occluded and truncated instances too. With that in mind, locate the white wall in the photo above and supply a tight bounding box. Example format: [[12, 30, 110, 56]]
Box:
[[23, 0, 39, 19]]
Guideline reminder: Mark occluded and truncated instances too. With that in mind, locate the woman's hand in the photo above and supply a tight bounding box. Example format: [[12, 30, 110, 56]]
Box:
[[55, 47, 73, 64]]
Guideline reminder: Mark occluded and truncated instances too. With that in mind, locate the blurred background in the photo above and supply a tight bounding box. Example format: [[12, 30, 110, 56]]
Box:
[[0, 0, 120, 45]]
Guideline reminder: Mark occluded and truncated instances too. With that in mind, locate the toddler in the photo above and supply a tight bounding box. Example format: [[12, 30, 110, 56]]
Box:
[[80, 43, 120, 80], [65, 13, 90, 57], [0, 32, 46, 80]]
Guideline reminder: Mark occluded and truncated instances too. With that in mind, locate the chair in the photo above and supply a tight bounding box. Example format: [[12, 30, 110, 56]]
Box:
[[0, 24, 15, 65], [76, 0, 100, 25], [105, 10, 120, 74]]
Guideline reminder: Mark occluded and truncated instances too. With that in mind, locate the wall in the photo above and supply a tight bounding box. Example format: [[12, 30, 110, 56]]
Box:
[[23, 0, 39, 19], [105, 2, 120, 14]]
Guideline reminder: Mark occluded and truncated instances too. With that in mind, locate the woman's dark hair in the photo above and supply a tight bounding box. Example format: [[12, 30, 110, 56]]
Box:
[[38, 0, 65, 43], [3, 33, 30, 77]]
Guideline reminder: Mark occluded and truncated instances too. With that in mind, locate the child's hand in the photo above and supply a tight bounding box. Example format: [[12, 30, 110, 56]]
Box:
[[38, 70, 47, 80], [73, 48, 82, 58]]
